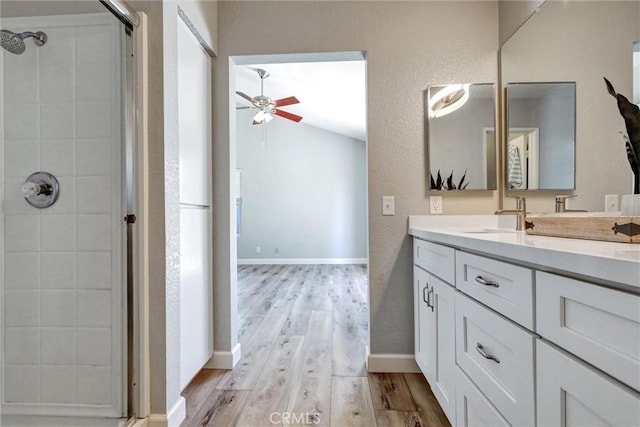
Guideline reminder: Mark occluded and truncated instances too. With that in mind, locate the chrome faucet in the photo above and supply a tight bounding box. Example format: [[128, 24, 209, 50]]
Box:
[[495, 196, 527, 231]]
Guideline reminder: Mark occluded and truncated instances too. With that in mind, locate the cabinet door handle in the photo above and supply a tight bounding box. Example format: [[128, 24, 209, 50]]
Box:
[[475, 343, 500, 363], [427, 288, 434, 312], [475, 275, 499, 288], [423, 285, 429, 303]]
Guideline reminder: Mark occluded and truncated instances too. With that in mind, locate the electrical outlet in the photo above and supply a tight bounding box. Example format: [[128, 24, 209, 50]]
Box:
[[605, 194, 619, 212], [430, 195, 443, 215], [256, 246, 261, 254], [382, 196, 395, 215]]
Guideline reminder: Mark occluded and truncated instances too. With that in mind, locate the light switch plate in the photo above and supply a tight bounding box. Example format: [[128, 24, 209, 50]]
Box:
[[382, 196, 395, 215]]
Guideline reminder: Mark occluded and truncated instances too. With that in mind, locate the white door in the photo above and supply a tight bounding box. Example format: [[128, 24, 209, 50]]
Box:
[[430, 275, 456, 425], [537, 340, 640, 427], [177, 17, 213, 389]]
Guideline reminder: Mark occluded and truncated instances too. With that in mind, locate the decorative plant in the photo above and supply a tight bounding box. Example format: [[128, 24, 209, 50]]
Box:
[[430, 169, 469, 190], [604, 77, 640, 194]]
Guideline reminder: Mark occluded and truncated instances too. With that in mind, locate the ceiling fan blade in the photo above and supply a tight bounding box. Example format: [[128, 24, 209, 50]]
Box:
[[236, 91, 254, 103], [274, 96, 300, 107], [236, 106, 253, 110], [273, 109, 303, 123]]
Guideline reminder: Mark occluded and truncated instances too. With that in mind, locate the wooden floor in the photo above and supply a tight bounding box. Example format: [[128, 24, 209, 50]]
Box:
[[181, 264, 450, 427]]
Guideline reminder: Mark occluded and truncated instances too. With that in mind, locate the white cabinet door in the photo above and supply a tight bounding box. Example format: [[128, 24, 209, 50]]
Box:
[[456, 367, 510, 427], [537, 340, 640, 427], [414, 265, 456, 425], [414, 265, 432, 376], [430, 275, 456, 425]]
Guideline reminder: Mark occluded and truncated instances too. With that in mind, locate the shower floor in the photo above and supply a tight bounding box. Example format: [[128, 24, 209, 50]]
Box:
[[0, 415, 129, 427]]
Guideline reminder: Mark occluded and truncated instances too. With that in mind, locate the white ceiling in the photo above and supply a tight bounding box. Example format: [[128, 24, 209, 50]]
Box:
[[234, 61, 367, 141]]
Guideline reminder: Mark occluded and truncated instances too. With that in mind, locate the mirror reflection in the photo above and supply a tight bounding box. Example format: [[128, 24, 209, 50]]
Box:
[[506, 82, 575, 190], [427, 83, 497, 191]]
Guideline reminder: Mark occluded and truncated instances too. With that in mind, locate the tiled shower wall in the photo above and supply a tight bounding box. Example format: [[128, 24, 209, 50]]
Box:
[[1, 13, 124, 417]]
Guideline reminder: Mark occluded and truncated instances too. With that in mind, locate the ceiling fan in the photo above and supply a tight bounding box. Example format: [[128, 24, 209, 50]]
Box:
[[236, 68, 303, 125]]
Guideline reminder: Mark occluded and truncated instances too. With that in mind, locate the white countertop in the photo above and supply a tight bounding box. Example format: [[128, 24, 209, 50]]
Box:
[[409, 215, 640, 289]]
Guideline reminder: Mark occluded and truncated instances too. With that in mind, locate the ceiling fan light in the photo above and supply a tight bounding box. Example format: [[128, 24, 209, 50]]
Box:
[[253, 110, 266, 123], [429, 84, 470, 118], [264, 112, 274, 123]]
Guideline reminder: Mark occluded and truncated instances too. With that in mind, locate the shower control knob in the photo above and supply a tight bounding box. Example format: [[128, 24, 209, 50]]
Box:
[[21, 172, 60, 209]]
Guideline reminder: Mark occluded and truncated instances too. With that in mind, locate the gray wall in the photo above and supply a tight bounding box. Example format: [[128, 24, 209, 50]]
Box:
[[236, 110, 367, 261], [214, 1, 499, 358]]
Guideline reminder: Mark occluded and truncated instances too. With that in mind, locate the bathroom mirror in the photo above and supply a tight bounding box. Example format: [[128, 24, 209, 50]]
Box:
[[426, 83, 497, 191], [505, 82, 575, 190], [501, 0, 640, 207]]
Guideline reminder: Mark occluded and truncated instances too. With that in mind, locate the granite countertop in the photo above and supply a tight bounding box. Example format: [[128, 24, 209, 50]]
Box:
[[408, 215, 640, 289]]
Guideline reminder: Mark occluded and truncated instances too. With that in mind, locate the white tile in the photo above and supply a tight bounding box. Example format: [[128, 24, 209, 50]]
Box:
[[77, 176, 112, 214], [5, 290, 40, 327], [40, 64, 74, 103], [76, 139, 111, 176], [77, 290, 111, 327], [41, 290, 76, 326], [39, 176, 75, 215], [76, 102, 112, 138], [77, 214, 111, 251], [76, 63, 112, 101], [3, 66, 38, 104], [39, 27, 75, 65], [4, 365, 40, 403], [3, 178, 41, 215], [4, 215, 40, 252], [3, 105, 39, 140], [3, 140, 40, 178], [41, 214, 75, 251], [77, 252, 111, 289], [75, 26, 113, 64], [41, 328, 76, 365], [4, 252, 40, 289], [77, 328, 111, 366], [40, 140, 75, 177], [5, 328, 40, 364], [76, 366, 111, 405], [41, 252, 76, 288], [40, 103, 75, 139], [41, 366, 76, 404]]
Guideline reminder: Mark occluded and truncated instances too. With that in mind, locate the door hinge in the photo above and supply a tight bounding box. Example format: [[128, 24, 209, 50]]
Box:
[[124, 214, 137, 224]]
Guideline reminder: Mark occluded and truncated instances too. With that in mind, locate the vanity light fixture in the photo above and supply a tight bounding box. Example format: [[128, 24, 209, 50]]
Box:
[[429, 84, 470, 118]]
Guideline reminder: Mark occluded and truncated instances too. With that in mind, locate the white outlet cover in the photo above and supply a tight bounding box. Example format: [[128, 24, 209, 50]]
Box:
[[382, 196, 395, 215], [430, 195, 443, 215]]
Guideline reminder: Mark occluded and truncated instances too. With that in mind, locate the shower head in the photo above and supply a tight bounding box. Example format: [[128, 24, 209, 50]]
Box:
[[1, 30, 47, 55]]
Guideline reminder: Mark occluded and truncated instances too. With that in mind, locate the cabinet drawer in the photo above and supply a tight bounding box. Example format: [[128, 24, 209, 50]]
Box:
[[413, 239, 455, 284], [456, 367, 510, 427], [537, 340, 640, 427], [413, 238, 456, 285], [455, 292, 535, 426], [456, 251, 534, 329], [537, 271, 640, 392]]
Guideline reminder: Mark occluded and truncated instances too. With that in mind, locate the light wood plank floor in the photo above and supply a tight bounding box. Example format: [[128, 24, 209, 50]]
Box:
[[181, 264, 450, 427]]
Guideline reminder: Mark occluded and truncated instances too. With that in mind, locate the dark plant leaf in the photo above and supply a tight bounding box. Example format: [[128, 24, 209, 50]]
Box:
[[430, 172, 436, 190], [436, 170, 442, 190], [604, 77, 640, 175], [458, 169, 468, 190], [462, 182, 469, 190], [446, 171, 455, 190], [624, 134, 640, 194]]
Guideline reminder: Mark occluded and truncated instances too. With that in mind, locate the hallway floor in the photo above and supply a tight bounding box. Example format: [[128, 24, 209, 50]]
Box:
[[181, 264, 449, 426]]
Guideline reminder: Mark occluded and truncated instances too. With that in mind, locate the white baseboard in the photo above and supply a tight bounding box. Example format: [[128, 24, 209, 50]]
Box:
[[367, 353, 420, 373], [238, 258, 368, 265], [204, 343, 242, 369], [146, 396, 185, 427]]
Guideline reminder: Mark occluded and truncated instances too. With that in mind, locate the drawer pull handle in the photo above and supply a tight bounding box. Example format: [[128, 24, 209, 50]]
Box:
[[476, 343, 500, 364], [427, 288, 434, 312], [423, 285, 429, 303], [475, 275, 499, 288]]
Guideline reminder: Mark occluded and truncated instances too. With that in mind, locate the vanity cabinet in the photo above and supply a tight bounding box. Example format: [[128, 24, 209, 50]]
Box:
[[412, 232, 640, 427], [413, 240, 457, 425], [537, 340, 640, 427]]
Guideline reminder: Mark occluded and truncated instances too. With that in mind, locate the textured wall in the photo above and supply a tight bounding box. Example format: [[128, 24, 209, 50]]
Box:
[[215, 1, 499, 356], [236, 110, 367, 261]]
